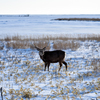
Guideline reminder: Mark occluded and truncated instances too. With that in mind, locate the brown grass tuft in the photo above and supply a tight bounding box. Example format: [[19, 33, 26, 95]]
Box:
[[6, 41, 31, 49], [91, 59, 100, 72], [53, 40, 80, 50]]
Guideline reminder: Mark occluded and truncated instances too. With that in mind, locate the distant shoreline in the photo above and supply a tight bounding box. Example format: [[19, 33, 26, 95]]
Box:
[[52, 18, 100, 21]]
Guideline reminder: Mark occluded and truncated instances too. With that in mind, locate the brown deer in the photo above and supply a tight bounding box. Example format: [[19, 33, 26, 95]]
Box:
[[35, 46, 67, 71]]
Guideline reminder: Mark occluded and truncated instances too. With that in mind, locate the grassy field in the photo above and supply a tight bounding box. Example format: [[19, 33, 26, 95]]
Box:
[[0, 34, 100, 100]]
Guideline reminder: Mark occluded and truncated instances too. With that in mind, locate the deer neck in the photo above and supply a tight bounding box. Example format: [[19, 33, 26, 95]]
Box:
[[40, 55, 43, 59], [40, 55, 46, 62]]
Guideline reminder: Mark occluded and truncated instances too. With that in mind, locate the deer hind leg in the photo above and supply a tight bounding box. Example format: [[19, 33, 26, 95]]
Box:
[[59, 62, 62, 71], [62, 61, 67, 71]]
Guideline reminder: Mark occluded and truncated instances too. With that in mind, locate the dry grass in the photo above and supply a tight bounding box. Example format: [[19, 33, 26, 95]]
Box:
[[22, 89, 32, 98], [4, 35, 22, 41], [0, 34, 100, 50], [1, 33, 100, 42], [6, 41, 30, 49], [91, 59, 100, 72], [0, 45, 4, 50], [33, 41, 50, 50], [53, 40, 80, 50]]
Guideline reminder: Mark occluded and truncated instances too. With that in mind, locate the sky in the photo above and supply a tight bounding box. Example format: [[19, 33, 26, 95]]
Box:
[[0, 0, 100, 14]]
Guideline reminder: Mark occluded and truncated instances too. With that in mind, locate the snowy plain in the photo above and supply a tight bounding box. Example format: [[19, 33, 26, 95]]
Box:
[[0, 15, 100, 100], [0, 14, 100, 38]]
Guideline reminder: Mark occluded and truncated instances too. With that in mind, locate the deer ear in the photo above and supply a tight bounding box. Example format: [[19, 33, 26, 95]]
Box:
[[43, 47, 46, 51]]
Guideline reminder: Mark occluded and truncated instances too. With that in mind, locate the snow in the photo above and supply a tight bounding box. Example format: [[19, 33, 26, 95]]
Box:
[[0, 15, 100, 38], [0, 40, 100, 100], [0, 14, 100, 100]]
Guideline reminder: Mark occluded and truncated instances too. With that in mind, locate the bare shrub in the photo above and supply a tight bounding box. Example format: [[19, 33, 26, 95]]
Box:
[[76, 34, 100, 41], [91, 59, 100, 72], [33, 41, 50, 50], [0, 42, 4, 50], [11, 35, 22, 41], [6, 39, 80, 50], [53, 41, 67, 50], [6, 41, 31, 49], [53, 40, 80, 50], [23, 90, 32, 98], [4, 36, 12, 41]]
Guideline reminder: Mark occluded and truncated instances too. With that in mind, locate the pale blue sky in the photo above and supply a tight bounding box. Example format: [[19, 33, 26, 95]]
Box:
[[0, 0, 100, 14]]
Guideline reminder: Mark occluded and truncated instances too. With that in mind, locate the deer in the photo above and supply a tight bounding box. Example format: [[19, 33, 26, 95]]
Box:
[[35, 45, 67, 71]]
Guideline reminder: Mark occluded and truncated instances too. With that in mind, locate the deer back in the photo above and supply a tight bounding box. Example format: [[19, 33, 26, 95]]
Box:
[[40, 50, 65, 63]]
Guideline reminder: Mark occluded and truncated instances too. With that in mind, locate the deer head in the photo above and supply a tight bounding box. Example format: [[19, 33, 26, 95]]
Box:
[[35, 46, 46, 56], [34, 43, 49, 56]]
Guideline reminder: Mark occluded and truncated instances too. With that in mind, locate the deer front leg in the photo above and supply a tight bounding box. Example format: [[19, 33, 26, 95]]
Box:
[[44, 63, 48, 71], [47, 63, 50, 71]]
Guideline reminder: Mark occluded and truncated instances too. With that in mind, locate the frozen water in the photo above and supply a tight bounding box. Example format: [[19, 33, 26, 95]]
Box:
[[0, 14, 100, 38]]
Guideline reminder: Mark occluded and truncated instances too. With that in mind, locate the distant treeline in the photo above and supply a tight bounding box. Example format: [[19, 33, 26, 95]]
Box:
[[0, 14, 29, 17], [53, 18, 100, 21]]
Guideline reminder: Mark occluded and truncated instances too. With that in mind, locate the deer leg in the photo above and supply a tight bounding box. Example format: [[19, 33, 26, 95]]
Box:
[[47, 63, 50, 71], [44, 63, 48, 71], [62, 61, 67, 70], [59, 62, 62, 71]]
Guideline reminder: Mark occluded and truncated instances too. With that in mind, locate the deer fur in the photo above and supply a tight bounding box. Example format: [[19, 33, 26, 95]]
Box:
[[35, 46, 67, 71]]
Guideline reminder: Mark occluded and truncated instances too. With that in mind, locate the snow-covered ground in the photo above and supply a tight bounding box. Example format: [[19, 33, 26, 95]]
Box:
[[0, 14, 100, 100], [0, 15, 100, 38], [0, 40, 100, 100]]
